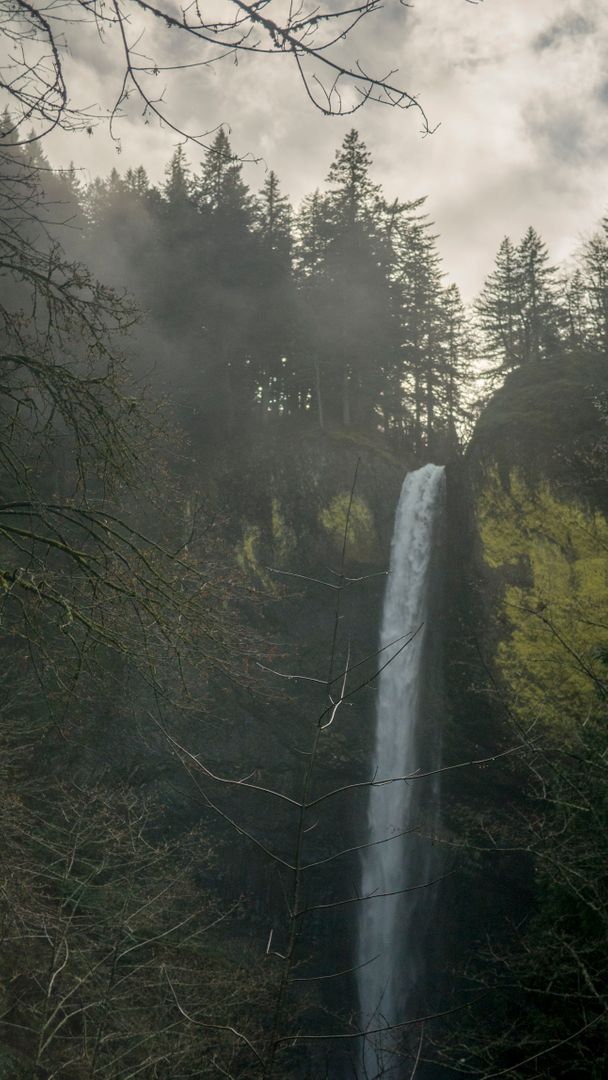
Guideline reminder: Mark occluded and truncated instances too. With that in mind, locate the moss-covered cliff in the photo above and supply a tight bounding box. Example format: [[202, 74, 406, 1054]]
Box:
[[475, 465, 608, 731], [180, 421, 413, 825], [438, 353, 608, 1078], [208, 422, 406, 576], [467, 353, 608, 736]]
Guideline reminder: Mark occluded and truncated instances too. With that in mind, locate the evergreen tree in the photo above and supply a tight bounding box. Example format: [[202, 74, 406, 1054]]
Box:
[[308, 130, 394, 427], [475, 236, 522, 374], [251, 171, 295, 415], [563, 267, 591, 352], [0, 106, 19, 142], [191, 131, 258, 431], [163, 145, 192, 205], [149, 148, 203, 347], [326, 128, 381, 228], [125, 164, 151, 197], [293, 190, 333, 426], [437, 283, 475, 444], [517, 225, 561, 364], [255, 170, 292, 259], [63, 161, 84, 204], [579, 222, 608, 352], [477, 229, 561, 375], [295, 189, 331, 277], [21, 131, 51, 171], [392, 200, 445, 450], [195, 128, 253, 225]]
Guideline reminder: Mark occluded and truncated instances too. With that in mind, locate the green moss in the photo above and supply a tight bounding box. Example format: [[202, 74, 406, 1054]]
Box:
[[271, 497, 295, 563], [477, 467, 608, 731], [235, 524, 274, 590], [319, 493, 378, 562]]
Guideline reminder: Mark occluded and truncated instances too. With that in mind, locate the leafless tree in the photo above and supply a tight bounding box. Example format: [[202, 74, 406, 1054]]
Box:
[[1, 0, 434, 151], [0, 777, 277, 1078]]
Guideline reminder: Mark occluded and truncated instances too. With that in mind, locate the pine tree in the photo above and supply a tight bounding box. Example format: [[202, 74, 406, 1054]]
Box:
[[563, 268, 591, 352], [0, 106, 19, 142], [579, 222, 608, 352], [326, 128, 381, 228], [391, 201, 445, 450], [315, 130, 393, 427], [125, 164, 150, 197], [163, 145, 192, 206], [517, 226, 560, 364], [437, 283, 474, 444], [475, 236, 521, 374], [477, 229, 561, 376], [255, 170, 292, 259], [21, 131, 51, 171], [251, 171, 295, 416], [293, 190, 333, 426], [194, 129, 252, 225], [64, 162, 84, 204], [191, 131, 258, 431], [295, 190, 331, 277]]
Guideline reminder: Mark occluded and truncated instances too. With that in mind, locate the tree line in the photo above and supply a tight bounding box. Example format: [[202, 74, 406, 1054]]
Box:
[[43, 127, 475, 455], [6, 114, 608, 465]]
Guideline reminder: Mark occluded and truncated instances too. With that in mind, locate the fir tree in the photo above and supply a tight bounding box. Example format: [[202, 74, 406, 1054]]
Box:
[[295, 190, 331, 278], [517, 225, 560, 364], [477, 229, 561, 375], [163, 145, 192, 206], [251, 171, 295, 415], [579, 222, 608, 352], [194, 129, 252, 224], [293, 190, 333, 426], [475, 236, 521, 374], [125, 165, 150, 197], [563, 268, 591, 352], [190, 131, 258, 430], [326, 128, 381, 228], [392, 201, 445, 450], [438, 283, 474, 443], [255, 170, 292, 259], [317, 130, 393, 427]]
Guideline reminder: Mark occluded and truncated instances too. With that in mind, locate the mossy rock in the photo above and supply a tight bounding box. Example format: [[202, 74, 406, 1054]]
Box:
[[319, 493, 379, 562], [476, 465, 608, 733], [235, 523, 274, 589]]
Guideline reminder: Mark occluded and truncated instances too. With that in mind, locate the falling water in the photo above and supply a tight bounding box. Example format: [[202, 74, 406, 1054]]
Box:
[[356, 463, 445, 1078]]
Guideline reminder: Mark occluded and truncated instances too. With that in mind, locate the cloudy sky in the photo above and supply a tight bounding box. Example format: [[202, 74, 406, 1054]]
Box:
[[44, 0, 608, 299]]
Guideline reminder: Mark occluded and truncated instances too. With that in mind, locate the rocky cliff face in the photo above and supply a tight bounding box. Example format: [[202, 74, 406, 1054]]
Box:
[[181, 424, 413, 1060], [175, 424, 410, 797]]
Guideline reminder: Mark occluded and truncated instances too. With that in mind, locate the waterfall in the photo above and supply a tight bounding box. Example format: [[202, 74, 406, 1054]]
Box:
[[356, 463, 445, 1078]]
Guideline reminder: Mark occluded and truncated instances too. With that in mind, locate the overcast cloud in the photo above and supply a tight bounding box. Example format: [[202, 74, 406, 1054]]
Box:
[[43, 0, 608, 299]]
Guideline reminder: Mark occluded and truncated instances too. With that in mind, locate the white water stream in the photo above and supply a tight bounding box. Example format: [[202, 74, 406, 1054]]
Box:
[[356, 463, 445, 1078]]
